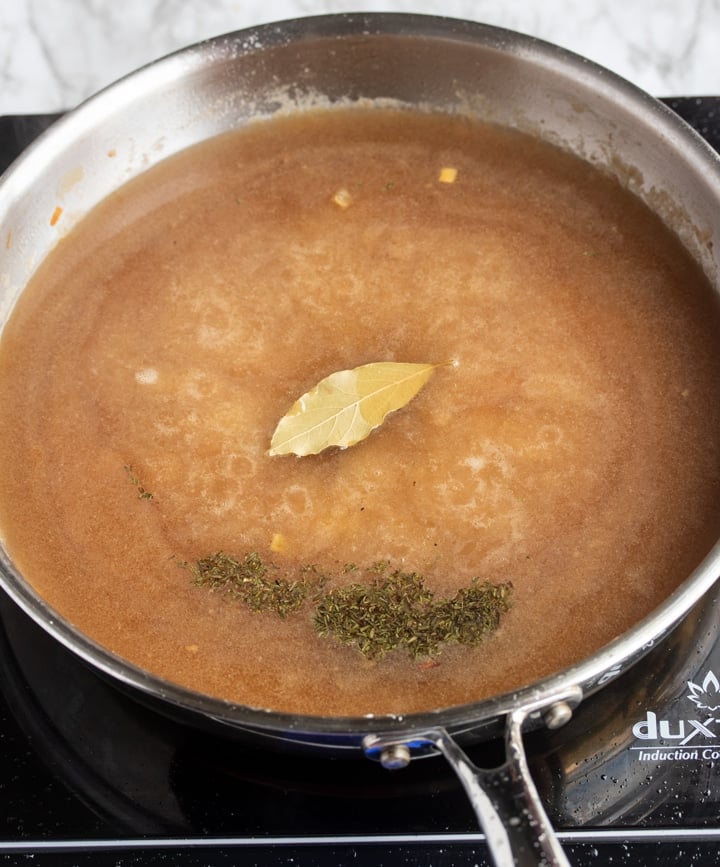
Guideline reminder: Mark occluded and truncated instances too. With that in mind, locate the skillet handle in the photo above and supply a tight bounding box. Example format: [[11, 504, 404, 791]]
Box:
[[363, 690, 581, 867], [434, 714, 570, 867]]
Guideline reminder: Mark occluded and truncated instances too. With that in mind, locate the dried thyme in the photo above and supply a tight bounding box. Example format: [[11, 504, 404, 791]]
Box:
[[192, 551, 310, 618], [190, 552, 513, 659], [123, 465, 154, 500], [314, 567, 513, 659]]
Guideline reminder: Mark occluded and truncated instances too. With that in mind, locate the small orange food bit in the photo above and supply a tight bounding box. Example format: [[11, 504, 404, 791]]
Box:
[[107, 148, 117, 158], [5, 230, 11, 249], [270, 533, 287, 553], [331, 188, 352, 208], [438, 167, 458, 184], [50, 206, 63, 226], [418, 659, 441, 671]]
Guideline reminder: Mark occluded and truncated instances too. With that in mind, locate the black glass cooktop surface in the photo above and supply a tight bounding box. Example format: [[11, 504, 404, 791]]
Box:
[[1, 98, 720, 867]]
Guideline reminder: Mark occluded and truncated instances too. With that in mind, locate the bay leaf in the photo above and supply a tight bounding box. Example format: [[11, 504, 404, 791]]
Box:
[[269, 361, 445, 457]]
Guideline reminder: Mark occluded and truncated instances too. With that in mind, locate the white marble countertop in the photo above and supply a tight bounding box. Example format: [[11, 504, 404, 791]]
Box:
[[2, 0, 719, 115]]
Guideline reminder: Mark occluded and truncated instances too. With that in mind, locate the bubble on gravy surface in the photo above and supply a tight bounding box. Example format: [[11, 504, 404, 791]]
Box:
[[2, 108, 720, 717]]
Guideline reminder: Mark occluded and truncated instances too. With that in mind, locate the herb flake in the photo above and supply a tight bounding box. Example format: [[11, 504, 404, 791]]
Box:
[[124, 465, 154, 500]]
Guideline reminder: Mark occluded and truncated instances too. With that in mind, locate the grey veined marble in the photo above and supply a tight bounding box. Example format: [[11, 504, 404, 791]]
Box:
[[1, 0, 719, 114]]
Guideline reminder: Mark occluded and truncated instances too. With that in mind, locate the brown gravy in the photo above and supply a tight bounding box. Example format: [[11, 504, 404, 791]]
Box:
[[2, 108, 720, 716]]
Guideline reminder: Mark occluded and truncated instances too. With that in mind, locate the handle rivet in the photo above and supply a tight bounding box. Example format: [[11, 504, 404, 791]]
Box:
[[543, 700, 573, 730], [380, 743, 412, 770]]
